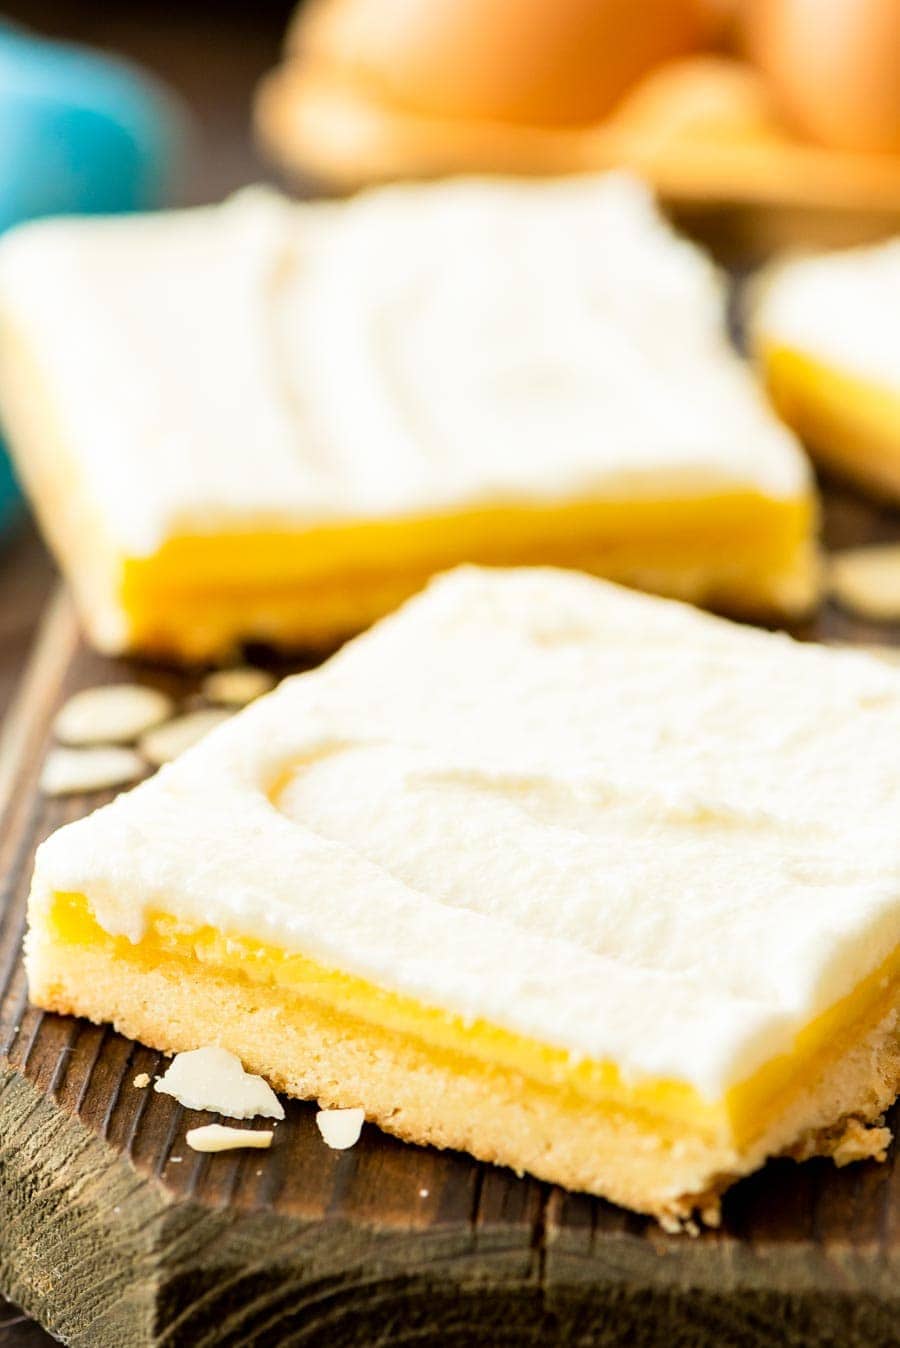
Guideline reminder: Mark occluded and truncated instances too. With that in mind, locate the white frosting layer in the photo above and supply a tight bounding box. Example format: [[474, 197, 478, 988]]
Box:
[[755, 239, 900, 391], [0, 176, 808, 555], [32, 567, 900, 1099]]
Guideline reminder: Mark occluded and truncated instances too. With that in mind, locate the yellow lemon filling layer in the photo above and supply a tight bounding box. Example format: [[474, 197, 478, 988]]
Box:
[[761, 343, 900, 500], [118, 491, 816, 655], [47, 892, 899, 1151]]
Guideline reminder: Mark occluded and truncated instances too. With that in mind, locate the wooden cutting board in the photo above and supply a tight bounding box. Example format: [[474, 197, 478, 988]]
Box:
[[1, 487, 898, 1348]]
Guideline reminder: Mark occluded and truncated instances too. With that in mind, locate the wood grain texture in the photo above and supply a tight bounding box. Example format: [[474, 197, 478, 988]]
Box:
[[0, 523, 55, 726], [0, 6, 293, 1340], [0, 482, 898, 1347]]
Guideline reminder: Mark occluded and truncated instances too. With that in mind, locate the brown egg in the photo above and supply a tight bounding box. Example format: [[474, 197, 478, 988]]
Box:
[[697, 0, 742, 50], [745, 0, 900, 152], [297, 0, 707, 127]]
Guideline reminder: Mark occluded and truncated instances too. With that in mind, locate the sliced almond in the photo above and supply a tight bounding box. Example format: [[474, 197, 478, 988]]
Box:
[[185, 1124, 274, 1153], [201, 666, 276, 707], [139, 708, 232, 766], [54, 683, 174, 747], [315, 1106, 365, 1151], [40, 746, 145, 797], [154, 1047, 284, 1120], [828, 545, 900, 623]]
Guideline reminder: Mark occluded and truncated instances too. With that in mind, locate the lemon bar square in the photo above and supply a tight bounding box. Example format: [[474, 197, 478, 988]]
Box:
[[753, 239, 900, 503], [0, 174, 817, 661], [26, 566, 900, 1222]]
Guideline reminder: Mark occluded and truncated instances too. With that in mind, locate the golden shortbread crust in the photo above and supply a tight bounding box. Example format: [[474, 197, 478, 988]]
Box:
[[27, 923, 899, 1223]]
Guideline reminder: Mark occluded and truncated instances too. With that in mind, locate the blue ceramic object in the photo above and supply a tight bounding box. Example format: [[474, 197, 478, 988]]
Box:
[[0, 436, 17, 534], [0, 21, 183, 532]]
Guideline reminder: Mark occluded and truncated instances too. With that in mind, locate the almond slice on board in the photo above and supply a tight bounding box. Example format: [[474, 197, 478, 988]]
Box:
[[201, 666, 276, 707], [139, 709, 233, 766], [154, 1047, 284, 1120], [316, 1107, 365, 1150], [54, 684, 174, 746], [186, 1124, 274, 1153], [40, 746, 146, 797], [828, 545, 900, 623]]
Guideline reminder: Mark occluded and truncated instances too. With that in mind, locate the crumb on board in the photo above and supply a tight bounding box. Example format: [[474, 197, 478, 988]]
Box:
[[832, 1118, 893, 1168], [658, 1212, 707, 1237]]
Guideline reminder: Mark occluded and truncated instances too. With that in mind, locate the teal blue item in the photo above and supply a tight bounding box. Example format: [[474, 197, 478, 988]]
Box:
[[0, 438, 17, 533], [0, 21, 184, 533]]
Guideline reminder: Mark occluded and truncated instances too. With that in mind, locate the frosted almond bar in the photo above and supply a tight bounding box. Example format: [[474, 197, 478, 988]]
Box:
[[0, 174, 817, 660], [26, 567, 900, 1222], [753, 239, 900, 503]]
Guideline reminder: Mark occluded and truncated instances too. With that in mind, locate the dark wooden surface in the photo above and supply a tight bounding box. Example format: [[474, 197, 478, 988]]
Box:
[[0, 478, 898, 1348], [0, 523, 55, 725], [0, 3, 294, 1340]]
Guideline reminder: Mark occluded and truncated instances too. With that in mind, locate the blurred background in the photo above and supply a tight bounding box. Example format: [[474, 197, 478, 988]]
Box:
[[1, 1, 900, 1341], [5, 1, 295, 202], [5, 0, 900, 725], [0, 1, 293, 721]]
